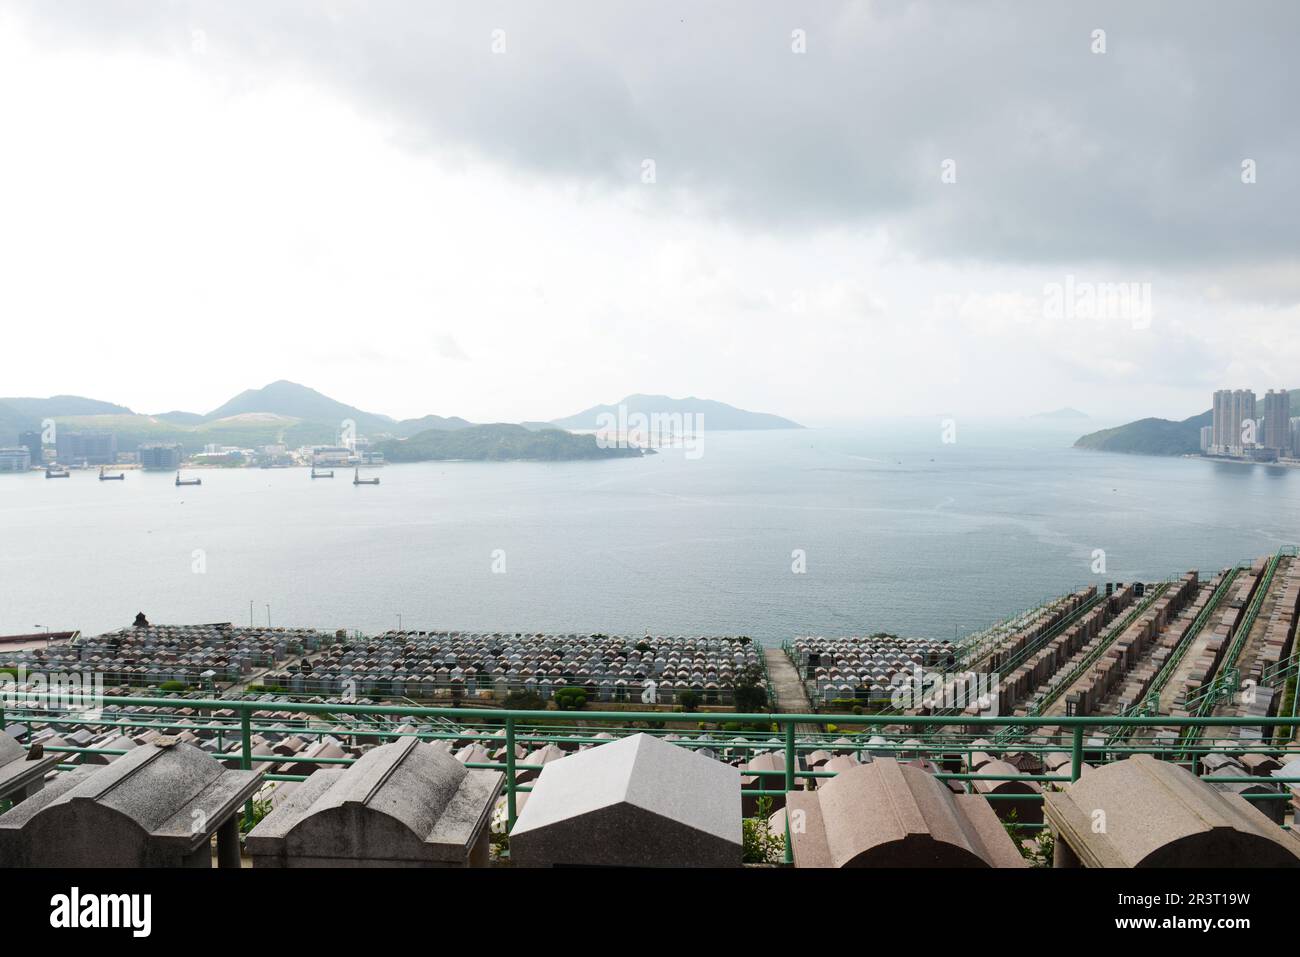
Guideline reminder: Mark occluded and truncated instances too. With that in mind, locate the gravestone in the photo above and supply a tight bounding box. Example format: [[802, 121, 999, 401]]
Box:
[[246, 737, 501, 867], [1045, 755, 1300, 867], [510, 733, 741, 867], [0, 735, 61, 804], [0, 739, 261, 867], [776, 759, 1025, 868]]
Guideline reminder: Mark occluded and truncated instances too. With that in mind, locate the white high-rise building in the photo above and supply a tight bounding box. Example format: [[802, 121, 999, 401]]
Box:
[[1263, 389, 1291, 453], [1211, 389, 1231, 452], [1229, 389, 1257, 454]]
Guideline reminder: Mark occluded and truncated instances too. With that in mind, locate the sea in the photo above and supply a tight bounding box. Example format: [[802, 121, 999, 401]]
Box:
[[2, 420, 1298, 645]]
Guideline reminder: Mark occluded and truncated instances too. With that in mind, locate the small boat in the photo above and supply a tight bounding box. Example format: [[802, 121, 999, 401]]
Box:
[[175, 470, 202, 487], [311, 467, 334, 479], [99, 467, 125, 481], [45, 467, 70, 479], [352, 466, 380, 486]]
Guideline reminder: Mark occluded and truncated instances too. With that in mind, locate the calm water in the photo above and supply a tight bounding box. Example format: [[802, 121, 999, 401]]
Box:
[[3, 421, 1298, 643]]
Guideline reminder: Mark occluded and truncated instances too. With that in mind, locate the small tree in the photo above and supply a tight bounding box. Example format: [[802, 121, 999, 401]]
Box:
[[732, 665, 768, 713]]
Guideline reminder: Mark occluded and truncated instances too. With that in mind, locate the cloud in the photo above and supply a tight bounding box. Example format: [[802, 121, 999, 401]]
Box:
[[11, 0, 1300, 273], [433, 333, 470, 361]]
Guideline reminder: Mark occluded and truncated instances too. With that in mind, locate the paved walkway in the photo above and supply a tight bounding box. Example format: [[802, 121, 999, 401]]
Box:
[[764, 648, 821, 733]]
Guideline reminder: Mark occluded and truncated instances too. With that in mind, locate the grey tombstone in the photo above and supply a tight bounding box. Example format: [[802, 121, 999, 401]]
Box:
[[509, 733, 742, 867], [0, 735, 61, 804], [246, 737, 502, 867], [0, 739, 261, 868]]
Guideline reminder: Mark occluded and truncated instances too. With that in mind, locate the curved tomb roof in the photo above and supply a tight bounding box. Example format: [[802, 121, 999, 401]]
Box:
[[1046, 755, 1300, 867], [780, 758, 1025, 868]]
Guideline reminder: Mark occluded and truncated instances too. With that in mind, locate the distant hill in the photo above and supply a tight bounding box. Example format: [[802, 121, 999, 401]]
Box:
[[4, 382, 789, 462], [377, 424, 644, 462], [205, 380, 400, 436], [51, 412, 302, 454], [0, 395, 134, 444], [1074, 390, 1300, 455], [0, 401, 31, 443], [1075, 412, 1211, 456], [1031, 407, 1089, 420], [0, 395, 132, 418], [551, 394, 803, 431], [393, 413, 473, 433], [153, 410, 205, 425]]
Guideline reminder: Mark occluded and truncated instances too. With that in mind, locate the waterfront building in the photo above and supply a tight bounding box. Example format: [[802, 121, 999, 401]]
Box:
[[54, 430, 117, 466], [1232, 389, 1257, 454], [312, 445, 354, 467], [18, 431, 42, 465], [138, 443, 183, 470], [1210, 389, 1257, 456], [1263, 389, 1291, 453], [0, 447, 32, 472], [1211, 389, 1230, 452]]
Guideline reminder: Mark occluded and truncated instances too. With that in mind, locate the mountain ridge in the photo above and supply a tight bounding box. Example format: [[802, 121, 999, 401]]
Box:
[[550, 393, 803, 431]]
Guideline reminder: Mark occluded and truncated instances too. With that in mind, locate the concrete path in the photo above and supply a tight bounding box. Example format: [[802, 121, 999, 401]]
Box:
[[764, 648, 821, 733]]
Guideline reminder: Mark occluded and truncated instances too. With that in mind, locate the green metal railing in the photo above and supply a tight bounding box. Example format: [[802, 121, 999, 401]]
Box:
[[5, 692, 1299, 863]]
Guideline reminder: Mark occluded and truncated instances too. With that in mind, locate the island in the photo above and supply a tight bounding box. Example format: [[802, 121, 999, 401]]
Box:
[[375, 423, 646, 462]]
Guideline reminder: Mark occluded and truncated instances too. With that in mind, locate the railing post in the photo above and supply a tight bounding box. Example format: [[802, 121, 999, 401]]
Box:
[[783, 719, 795, 865], [505, 715, 518, 832], [1071, 724, 1084, 783], [240, 706, 254, 827], [784, 720, 796, 793]]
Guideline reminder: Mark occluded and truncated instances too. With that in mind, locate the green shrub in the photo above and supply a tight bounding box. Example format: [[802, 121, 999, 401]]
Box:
[[554, 687, 587, 711], [1002, 809, 1054, 868], [240, 797, 274, 834], [742, 796, 787, 864]]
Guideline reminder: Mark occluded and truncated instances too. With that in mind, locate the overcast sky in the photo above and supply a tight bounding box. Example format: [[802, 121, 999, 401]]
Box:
[[2, 1, 1297, 425]]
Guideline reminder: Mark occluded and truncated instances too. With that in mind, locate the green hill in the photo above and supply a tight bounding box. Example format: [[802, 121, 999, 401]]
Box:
[[1074, 412, 1210, 456], [1075, 390, 1300, 455], [0, 395, 132, 418], [205, 380, 399, 435], [377, 424, 645, 462]]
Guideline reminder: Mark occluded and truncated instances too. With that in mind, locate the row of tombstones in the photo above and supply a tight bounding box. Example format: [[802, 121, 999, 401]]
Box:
[[2, 726, 1298, 868]]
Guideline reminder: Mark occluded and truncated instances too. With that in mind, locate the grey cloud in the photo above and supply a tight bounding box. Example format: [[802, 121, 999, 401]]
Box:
[[12, 0, 1300, 272]]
